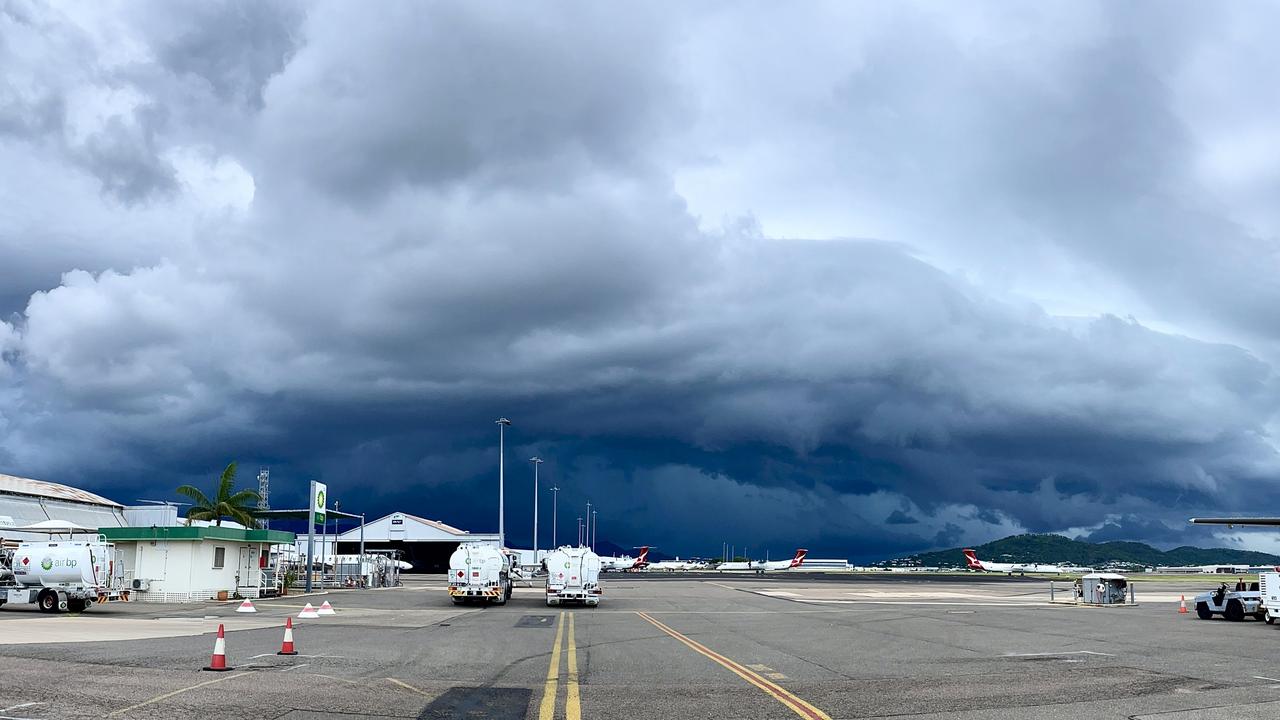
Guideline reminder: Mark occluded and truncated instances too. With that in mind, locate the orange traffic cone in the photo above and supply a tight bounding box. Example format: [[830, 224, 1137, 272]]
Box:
[[203, 623, 233, 671], [1179, 595, 1188, 614], [317, 600, 335, 616], [277, 617, 298, 655]]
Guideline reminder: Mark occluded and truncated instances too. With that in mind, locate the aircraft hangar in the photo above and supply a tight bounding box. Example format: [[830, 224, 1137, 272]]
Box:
[[334, 511, 499, 573]]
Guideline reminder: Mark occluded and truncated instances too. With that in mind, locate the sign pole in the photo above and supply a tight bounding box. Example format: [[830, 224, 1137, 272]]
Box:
[[306, 480, 316, 593]]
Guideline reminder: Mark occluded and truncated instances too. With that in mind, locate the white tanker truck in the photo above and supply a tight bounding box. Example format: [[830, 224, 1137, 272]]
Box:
[[545, 546, 602, 607], [447, 542, 513, 605], [1, 540, 130, 613]]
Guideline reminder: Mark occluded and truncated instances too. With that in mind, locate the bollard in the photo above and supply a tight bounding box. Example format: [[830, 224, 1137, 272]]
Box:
[[1050, 581, 1055, 602], [1130, 583, 1136, 605]]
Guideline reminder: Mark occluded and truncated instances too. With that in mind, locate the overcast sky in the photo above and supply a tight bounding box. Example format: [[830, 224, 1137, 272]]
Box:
[[4, 1, 1280, 561]]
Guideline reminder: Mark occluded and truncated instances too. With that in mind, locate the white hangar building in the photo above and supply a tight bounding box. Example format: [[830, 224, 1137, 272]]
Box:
[[333, 512, 499, 573], [0, 473, 127, 542]]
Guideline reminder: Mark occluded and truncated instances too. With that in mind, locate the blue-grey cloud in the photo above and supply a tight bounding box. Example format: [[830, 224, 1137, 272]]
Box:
[[2, 1, 1280, 561]]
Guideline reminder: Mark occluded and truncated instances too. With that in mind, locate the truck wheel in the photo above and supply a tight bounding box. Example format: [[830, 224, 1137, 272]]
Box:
[[1225, 599, 1245, 622], [1195, 602, 1212, 619], [38, 591, 58, 613], [452, 597, 466, 605], [1268, 614, 1276, 625], [67, 599, 87, 614]]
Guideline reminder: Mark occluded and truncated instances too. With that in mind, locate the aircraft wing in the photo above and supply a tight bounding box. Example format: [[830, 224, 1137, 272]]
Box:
[[1190, 517, 1280, 526]]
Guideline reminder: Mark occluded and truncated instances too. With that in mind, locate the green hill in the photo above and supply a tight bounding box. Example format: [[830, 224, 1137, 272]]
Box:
[[899, 533, 1280, 568]]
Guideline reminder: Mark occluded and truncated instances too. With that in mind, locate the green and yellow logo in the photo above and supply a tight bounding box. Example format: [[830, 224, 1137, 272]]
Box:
[[40, 557, 53, 571], [316, 489, 326, 508]]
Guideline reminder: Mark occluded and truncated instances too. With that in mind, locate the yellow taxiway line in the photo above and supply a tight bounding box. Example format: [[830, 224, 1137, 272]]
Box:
[[566, 613, 582, 720], [636, 611, 831, 720], [539, 610, 584, 720]]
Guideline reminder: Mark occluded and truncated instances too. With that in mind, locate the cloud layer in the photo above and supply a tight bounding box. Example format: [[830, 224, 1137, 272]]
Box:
[[3, 1, 1280, 560]]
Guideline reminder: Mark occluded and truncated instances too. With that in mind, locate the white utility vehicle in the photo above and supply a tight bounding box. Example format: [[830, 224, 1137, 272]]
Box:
[[1, 540, 130, 613], [545, 546, 602, 607], [1193, 581, 1263, 621], [447, 542, 512, 605], [1260, 572, 1280, 624]]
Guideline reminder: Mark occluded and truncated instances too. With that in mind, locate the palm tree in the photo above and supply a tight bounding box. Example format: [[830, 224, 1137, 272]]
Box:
[[176, 462, 260, 527]]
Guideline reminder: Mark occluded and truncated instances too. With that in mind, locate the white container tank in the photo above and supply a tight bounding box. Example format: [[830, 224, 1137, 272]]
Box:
[[10, 542, 108, 588]]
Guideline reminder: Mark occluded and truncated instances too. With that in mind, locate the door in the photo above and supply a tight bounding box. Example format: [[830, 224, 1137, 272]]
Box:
[[238, 547, 253, 589]]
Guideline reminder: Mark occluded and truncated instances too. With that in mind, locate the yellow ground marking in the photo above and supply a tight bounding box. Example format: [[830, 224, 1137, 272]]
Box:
[[386, 678, 430, 696], [107, 673, 245, 717], [566, 613, 582, 720], [636, 611, 831, 720], [538, 611, 567, 720]]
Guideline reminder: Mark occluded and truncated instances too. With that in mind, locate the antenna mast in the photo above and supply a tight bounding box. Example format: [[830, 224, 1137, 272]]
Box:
[[257, 467, 270, 529]]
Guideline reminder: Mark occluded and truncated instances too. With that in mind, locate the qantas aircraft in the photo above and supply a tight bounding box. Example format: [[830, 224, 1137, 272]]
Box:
[[962, 549, 1088, 575], [599, 546, 649, 572], [717, 549, 808, 574]]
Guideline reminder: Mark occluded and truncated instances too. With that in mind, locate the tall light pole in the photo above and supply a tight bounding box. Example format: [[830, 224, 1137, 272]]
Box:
[[585, 501, 592, 548], [577, 517, 583, 546], [550, 486, 560, 548], [530, 456, 543, 561], [496, 417, 511, 548], [592, 510, 598, 552]]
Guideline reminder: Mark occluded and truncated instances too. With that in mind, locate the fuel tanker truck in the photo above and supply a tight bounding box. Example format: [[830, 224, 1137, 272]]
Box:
[[545, 546, 602, 607], [447, 542, 513, 605], [1, 540, 130, 613]]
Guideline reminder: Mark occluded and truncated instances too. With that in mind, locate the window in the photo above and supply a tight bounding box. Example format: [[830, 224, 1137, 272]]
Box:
[[213, 547, 225, 569]]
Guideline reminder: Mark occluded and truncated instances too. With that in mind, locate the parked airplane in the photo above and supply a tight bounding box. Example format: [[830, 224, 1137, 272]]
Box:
[[599, 546, 649, 572], [962, 549, 1086, 575], [646, 556, 713, 571], [717, 549, 808, 573]]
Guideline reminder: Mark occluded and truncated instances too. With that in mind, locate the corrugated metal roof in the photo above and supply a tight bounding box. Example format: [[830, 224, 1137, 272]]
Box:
[[0, 473, 122, 507]]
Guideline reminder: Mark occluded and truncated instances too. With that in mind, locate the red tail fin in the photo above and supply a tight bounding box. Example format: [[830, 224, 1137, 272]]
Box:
[[789, 549, 808, 568], [635, 546, 649, 567], [962, 549, 983, 570]]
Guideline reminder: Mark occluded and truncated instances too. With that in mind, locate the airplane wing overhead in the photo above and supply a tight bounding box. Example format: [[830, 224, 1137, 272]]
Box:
[[1190, 517, 1280, 526]]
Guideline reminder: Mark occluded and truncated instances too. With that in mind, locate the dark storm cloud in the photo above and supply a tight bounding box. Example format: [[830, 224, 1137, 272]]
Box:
[[2, 2, 1280, 559]]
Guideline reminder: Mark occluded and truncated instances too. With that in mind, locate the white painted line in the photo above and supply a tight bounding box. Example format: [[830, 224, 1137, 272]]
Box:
[[1254, 675, 1280, 683], [0, 705, 43, 713], [249, 653, 347, 659], [0, 714, 45, 720], [279, 663, 310, 673], [106, 673, 245, 717], [704, 582, 738, 591], [1004, 651, 1115, 658], [800, 599, 1049, 607]]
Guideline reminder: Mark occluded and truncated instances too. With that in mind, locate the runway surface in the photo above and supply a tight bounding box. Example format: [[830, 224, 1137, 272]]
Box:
[[1, 574, 1277, 719]]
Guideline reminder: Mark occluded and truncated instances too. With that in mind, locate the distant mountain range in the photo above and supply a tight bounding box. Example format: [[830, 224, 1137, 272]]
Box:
[[896, 533, 1280, 568]]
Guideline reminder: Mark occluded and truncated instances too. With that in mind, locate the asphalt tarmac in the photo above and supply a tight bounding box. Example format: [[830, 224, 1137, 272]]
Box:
[[1, 574, 1279, 719]]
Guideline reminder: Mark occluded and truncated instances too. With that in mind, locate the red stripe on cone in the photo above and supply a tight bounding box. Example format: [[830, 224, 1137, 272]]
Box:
[[278, 616, 298, 655], [203, 623, 233, 671]]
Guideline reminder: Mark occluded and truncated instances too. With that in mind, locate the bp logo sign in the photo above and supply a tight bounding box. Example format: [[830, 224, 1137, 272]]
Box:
[[563, 562, 571, 569], [41, 557, 53, 571], [316, 489, 326, 508]]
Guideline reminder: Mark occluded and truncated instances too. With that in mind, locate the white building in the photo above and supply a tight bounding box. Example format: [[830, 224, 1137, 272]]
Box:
[[332, 512, 500, 573], [101, 525, 296, 602], [0, 473, 127, 542]]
